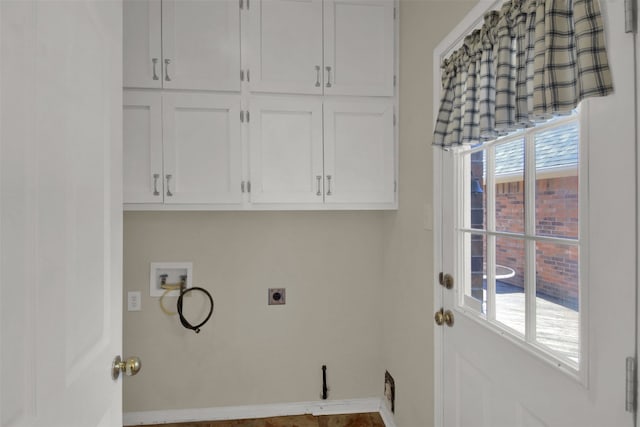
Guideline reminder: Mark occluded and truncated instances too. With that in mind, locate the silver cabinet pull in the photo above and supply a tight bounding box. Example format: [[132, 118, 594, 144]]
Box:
[[326, 175, 332, 196], [153, 173, 160, 196], [315, 65, 321, 87], [165, 174, 173, 197], [152, 58, 159, 80], [316, 175, 322, 196], [325, 66, 332, 88], [164, 59, 172, 82]]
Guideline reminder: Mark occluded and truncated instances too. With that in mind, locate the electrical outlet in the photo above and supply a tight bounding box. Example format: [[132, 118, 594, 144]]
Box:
[[128, 291, 141, 311], [268, 288, 286, 305]]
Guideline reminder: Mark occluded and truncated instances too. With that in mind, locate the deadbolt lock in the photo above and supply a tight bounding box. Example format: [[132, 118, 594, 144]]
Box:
[[434, 308, 454, 327], [438, 273, 454, 290]]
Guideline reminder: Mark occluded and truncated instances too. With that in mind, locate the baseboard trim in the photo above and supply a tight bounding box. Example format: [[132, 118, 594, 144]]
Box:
[[123, 397, 395, 426]]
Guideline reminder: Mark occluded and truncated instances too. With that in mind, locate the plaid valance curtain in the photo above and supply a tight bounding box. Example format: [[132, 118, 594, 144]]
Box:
[[433, 0, 613, 148]]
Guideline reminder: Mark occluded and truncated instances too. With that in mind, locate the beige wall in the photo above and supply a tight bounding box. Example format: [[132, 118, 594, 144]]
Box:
[[382, 1, 476, 426], [123, 211, 385, 411], [123, 1, 476, 423]]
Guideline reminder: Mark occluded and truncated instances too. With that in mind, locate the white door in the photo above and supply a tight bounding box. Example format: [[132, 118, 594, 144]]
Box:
[[162, 93, 243, 205], [248, 0, 323, 95], [323, 0, 395, 96], [436, 1, 636, 427], [123, 0, 162, 89], [162, 0, 241, 91], [1, 1, 124, 426], [323, 100, 395, 205], [123, 91, 163, 204], [248, 96, 324, 204]]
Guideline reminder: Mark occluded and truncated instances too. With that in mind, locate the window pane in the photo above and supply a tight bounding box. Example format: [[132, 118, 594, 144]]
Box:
[[463, 232, 486, 313], [495, 236, 525, 335], [495, 138, 525, 233], [468, 150, 486, 230], [535, 241, 580, 365], [535, 123, 579, 239]]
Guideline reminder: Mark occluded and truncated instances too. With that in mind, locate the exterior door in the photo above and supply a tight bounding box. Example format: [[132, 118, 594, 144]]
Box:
[[323, 0, 395, 96], [162, 93, 243, 205], [1, 1, 124, 426], [248, 0, 323, 95], [162, 0, 241, 91], [436, 1, 636, 426]]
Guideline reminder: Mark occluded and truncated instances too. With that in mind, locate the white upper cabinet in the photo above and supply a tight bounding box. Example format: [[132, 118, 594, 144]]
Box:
[[162, 93, 243, 204], [123, 0, 162, 89], [123, 91, 163, 203], [162, 0, 240, 91], [248, 0, 394, 96], [323, 99, 395, 204], [123, 0, 241, 91], [249, 96, 324, 203], [323, 0, 394, 96], [248, 0, 324, 95]]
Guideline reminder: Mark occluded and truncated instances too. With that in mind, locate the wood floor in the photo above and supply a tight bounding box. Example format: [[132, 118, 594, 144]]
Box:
[[141, 413, 385, 427]]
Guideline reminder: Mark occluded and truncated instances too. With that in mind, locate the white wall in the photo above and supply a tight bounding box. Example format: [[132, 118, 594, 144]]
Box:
[[381, 1, 476, 426]]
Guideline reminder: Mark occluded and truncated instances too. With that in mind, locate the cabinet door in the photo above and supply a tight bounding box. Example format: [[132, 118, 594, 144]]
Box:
[[323, 100, 395, 204], [248, 0, 323, 95], [323, 0, 394, 96], [123, 0, 162, 89], [162, 0, 240, 91], [249, 96, 324, 204], [123, 91, 164, 203], [162, 93, 242, 204]]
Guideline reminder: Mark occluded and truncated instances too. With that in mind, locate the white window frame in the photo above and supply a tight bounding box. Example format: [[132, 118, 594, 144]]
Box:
[[450, 111, 589, 383]]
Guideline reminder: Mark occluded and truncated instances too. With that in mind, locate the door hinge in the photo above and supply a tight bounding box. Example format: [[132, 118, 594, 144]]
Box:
[[240, 0, 243, 10], [240, 110, 245, 122], [241, 181, 246, 193], [625, 0, 636, 33], [247, 181, 252, 193], [626, 357, 637, 412], [394, 180, 397, 193], [247, 69, 250, 82], [393, 6, 396, 19], [393, 75, 397, 87], [393, 112, 396, 126], [246, 111, 250, 122], [240, 69, 245, 81], [246, 0, 250, 10]]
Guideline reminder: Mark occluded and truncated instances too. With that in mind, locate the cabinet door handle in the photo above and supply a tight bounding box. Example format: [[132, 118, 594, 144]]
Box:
[[316, 175, 322, 196], [164, 59, 172, 82], [166, 174, 173, 197], [325, 66, 332, 88], [315, 65, 321, 87], [152, 58, 159, 80], [326, 175, 332, 196], [153, 173, 160, 196]]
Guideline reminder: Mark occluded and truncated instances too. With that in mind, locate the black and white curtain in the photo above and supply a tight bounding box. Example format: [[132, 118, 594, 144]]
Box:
[[433, 0, 613, 148]]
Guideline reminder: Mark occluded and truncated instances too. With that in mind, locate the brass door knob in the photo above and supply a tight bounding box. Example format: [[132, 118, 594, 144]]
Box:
[[112, 355, 142, 380], [435, 308, 454, 327], [443, 310, 454, 327]]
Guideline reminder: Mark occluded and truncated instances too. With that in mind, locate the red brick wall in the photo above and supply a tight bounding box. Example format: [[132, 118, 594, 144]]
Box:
[[495, 176, 579, 306]]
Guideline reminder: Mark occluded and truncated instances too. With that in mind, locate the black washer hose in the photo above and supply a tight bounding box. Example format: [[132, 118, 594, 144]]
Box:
[[176, 287, 214, 334]]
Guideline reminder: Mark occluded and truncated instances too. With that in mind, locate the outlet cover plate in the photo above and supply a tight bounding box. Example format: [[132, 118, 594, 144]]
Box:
[[150, 262, 192, 297], [268, 288, 286, 305]]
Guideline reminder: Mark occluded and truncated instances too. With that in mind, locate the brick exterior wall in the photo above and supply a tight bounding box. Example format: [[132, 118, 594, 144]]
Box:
[[495, 176, 579, 308]]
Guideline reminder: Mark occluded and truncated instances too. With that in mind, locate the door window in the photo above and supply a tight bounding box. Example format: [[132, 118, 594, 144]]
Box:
[[457, 116, 582, 371]]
